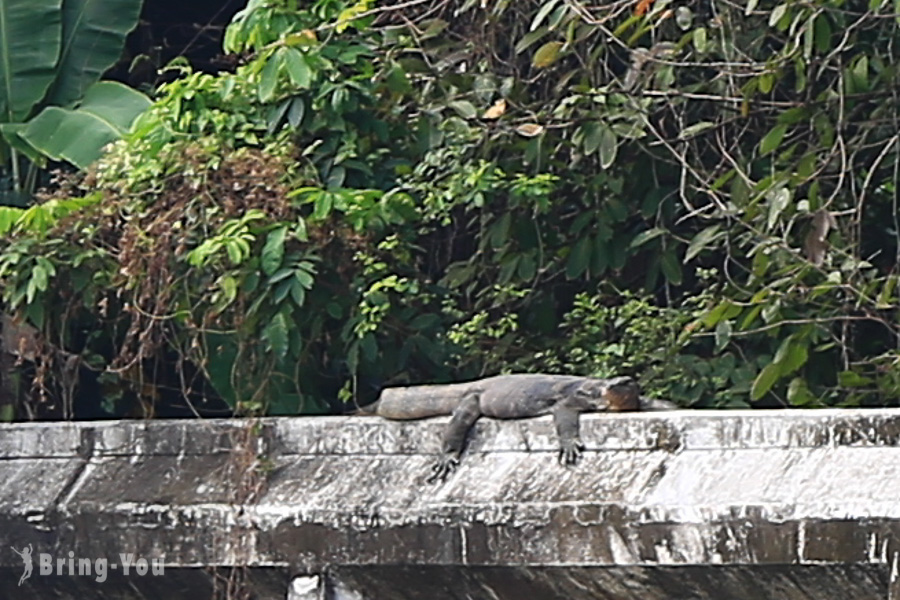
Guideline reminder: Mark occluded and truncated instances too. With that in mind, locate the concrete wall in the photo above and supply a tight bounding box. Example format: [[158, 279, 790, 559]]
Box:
[[1, 409, 900, 598]]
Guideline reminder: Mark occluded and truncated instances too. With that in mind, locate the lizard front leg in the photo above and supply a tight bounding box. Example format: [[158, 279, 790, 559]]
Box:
[[427, 391, 482, 483], [553, 405, 584, 465]]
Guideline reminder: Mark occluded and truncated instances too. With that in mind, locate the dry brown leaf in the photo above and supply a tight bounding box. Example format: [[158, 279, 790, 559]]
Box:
[[635, 0, 655, 16], [515, 123, 545, 137], [482, 98, 507, 120]]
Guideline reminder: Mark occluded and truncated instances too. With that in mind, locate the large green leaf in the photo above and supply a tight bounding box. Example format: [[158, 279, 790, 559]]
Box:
[[77, 80, 150, 129], [20, 81, 149, 168], [0, 0, 63, 123], [20, 106, 118, 168], [45, 0, 143, 107]]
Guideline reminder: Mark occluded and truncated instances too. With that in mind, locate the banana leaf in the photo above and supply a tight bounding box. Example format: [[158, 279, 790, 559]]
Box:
[[20, 81, 149, 169], [46, 0, 144, 107], [0, 0, 62, 123]]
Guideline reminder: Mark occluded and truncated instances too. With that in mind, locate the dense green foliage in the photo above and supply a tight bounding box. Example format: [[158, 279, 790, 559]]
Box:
[[3, 0, 900, 419], [0, 0, 147, 203]]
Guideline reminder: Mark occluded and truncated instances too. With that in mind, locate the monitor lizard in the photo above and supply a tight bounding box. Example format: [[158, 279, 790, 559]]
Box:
[[369, 374, 674, 482]]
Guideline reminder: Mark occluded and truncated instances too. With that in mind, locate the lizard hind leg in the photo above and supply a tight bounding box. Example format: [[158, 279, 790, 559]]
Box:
[[427, 390, 482, 483]]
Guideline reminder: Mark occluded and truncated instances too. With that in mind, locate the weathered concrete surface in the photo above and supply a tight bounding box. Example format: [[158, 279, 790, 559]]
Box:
[[2, 410, 900, 598]]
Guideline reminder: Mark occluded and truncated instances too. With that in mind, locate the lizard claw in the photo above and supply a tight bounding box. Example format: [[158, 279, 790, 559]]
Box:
[[558, 440, 584, 466], [426, 456, 459, 483]]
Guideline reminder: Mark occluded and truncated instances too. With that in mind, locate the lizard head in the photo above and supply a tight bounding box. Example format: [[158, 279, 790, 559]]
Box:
[[577, 376, 641, 412]]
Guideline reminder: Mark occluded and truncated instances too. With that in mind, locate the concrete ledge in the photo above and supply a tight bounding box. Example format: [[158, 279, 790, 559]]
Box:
[[2, 410, 900, 598]]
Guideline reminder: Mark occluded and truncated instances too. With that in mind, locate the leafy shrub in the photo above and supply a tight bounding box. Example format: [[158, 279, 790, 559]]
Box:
[[3, 0, 900, 419]]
